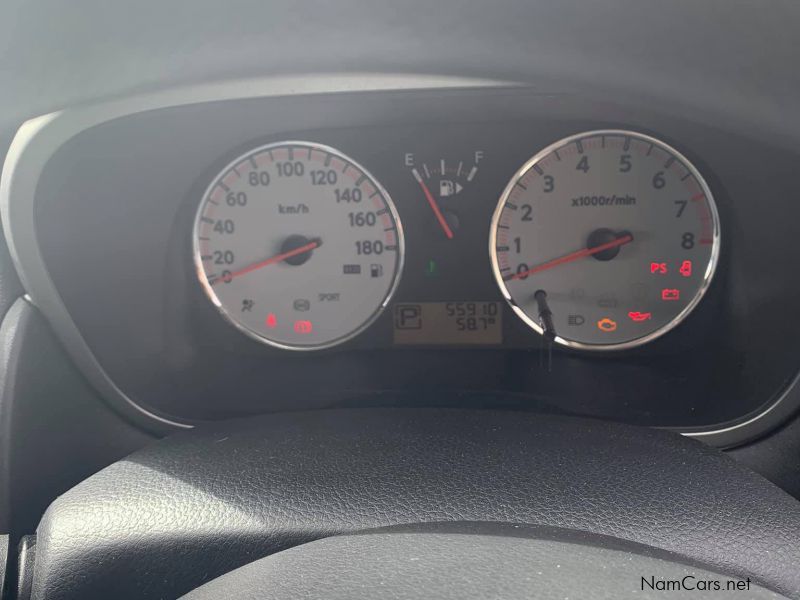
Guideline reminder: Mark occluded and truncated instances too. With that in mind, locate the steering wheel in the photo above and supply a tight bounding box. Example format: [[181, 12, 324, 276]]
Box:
[[23, 409, 800, 599]]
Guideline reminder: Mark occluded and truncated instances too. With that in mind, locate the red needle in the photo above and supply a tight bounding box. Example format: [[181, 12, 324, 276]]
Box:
[[412, 168, 454, 239], [211, 240, 319, 285], [508, 234, 633, 281]]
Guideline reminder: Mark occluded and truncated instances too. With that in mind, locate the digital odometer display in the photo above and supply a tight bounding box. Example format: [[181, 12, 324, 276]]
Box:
[[393, 302, 502, 345], [490, 130, 720, 351], [193, 141, 404, 350]]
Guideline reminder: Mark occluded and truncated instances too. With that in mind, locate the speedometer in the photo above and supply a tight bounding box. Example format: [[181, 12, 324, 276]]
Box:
[[193, 141, 404, 350], [490, 130, 720, 350]]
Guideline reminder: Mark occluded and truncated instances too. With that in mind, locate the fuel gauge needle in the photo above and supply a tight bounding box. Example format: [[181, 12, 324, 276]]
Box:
[[412, 167, 454, 239]]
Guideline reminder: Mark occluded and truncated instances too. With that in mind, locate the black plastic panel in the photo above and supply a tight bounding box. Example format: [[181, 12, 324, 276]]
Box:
[[0, 299, 154, 537], [32, 88, 800, 429]]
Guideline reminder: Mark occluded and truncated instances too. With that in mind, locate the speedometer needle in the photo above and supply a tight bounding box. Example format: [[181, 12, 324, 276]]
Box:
[[211, 240, 320, 286], [412, 168, 454, 239], [507, 233, 633, 281]]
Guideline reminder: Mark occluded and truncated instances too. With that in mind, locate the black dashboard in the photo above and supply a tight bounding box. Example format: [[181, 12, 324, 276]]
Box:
[[4, 83, 799, 446], [5, 2, 800, 599]]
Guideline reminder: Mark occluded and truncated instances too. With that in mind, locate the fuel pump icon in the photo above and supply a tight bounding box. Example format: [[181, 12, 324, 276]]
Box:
[[439, 180, 464, 197]]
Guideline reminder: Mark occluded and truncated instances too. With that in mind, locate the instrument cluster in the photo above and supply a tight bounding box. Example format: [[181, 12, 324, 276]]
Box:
[[193, 131, 719, 354], [11, 85, 800, 445]]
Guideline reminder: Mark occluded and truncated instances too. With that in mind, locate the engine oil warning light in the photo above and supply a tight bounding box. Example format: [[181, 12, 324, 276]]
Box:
[[628, 311, 652, 322]]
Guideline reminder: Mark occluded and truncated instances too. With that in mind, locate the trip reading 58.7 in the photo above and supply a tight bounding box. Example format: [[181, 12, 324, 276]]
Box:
[[393, 302, 502, 345]]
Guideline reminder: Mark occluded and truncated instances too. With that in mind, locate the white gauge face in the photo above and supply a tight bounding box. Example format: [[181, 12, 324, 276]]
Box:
[[193, 141, 404, 350], [490, 130, 720, 350]]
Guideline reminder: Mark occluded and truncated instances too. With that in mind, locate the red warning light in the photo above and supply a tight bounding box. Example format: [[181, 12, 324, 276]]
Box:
[[661, 289, 680, 301], [265, 313, 277, 328], [628, 311, 652, 322], [679, 260, 693, 277], [650, 262, 667, 274], [294, 320, 313, 334]]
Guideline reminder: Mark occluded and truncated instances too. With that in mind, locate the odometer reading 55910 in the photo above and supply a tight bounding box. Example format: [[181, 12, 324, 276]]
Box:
[[193, 141, 404, 350], [490, 130, 720, 350], [393, 302, 502, 345]]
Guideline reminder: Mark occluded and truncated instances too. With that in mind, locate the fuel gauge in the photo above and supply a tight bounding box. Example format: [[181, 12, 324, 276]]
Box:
[[405, 150, 484, 239]]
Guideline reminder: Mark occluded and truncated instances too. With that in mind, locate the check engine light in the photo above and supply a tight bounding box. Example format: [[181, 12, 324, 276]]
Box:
[[597, 318, 618, 332]]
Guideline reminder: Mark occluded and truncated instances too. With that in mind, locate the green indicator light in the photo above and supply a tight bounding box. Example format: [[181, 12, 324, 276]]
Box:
[[425, 259, 438, 277]]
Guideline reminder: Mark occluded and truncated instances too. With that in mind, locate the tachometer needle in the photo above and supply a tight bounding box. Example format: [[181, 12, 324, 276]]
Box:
[[412, 168, 454, 239], [508, 233, 633, 281], [211, 240, 320, 285]]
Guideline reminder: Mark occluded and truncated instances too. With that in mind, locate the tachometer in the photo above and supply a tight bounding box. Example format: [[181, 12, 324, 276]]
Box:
[[490, 130, 720, 350], [193, 141, 404, 350]]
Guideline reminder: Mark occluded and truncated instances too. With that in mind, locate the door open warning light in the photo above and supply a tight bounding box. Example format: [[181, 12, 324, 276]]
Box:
[[628, 311, 652, 322], [679, 260, 693, 277], [597, 318, 618, 332]]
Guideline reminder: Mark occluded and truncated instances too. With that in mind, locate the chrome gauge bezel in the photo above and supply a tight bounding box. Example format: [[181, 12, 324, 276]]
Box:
[[489, 129, 722, 352], [192, 140, 406, 352], [5, 81, 787, 448]]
